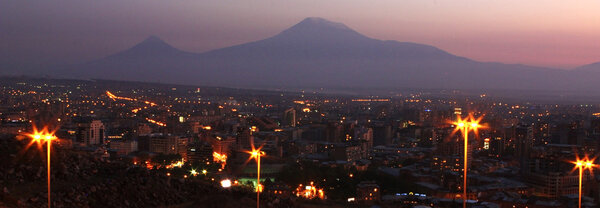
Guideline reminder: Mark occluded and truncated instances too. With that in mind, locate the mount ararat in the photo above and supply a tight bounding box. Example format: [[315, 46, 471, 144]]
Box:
[[59, 17, 600, 92]]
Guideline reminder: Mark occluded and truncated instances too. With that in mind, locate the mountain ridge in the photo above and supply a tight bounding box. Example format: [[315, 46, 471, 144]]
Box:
[[57, 17, 598, 92]]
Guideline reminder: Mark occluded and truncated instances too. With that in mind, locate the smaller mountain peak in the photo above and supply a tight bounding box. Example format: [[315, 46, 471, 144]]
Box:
[[133, 35, 173, 49], [124, 35, 181, 54]]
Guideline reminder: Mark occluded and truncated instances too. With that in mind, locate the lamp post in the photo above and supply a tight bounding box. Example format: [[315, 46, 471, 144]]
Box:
[[248, 148, 265, 208], [26, 127, 57, 208], [573, 158, 595, 208], [454, 115, 481, 208]]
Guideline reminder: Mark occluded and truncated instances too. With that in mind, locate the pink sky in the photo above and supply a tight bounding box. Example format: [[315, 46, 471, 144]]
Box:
[[1, 0, 599, 69]]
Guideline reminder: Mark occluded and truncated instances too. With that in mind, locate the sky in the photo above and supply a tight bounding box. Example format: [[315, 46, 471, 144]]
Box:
[[1, 0, 599, 70]]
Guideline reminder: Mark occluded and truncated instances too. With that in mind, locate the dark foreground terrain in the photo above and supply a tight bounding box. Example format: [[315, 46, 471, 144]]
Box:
[[0, 134, 296, 208]]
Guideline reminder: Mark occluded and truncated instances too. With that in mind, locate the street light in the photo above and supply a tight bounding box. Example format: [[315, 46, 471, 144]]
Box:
[[247, 146, 265, 208], [573, 157, 596, 208], [25, 126, 57, 208], [190, 169, 198, 176], [221, 179, 232, 188], [453, 114, 482, 208]]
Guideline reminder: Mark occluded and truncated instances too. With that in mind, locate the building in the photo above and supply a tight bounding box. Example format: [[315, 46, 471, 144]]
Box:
[[136, 123, 152, 136], [372, 123, 392, 146], [76, 120, 105, 146], [187, 142, 213, 163], [109, 139, 138, 156], [332, 144, 366, 162], [525, 171, 588, 199], [515, 125, 533, 174], [208, 134, 236, 155], [524, 153, 593, 199], [356, 181, 380, 202], [236, 127, 253, 150], [326, 122, 343, 143], [149, 135, 189, 157], [283, 108, 296, 127], [0, 121, 28, 134]]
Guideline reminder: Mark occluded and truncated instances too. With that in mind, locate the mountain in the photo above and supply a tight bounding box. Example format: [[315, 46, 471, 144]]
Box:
[[61, 17, 577, 91], [563, 62, 600, 91], [574, 62, 600, 72], [61, 36, 198, 83]]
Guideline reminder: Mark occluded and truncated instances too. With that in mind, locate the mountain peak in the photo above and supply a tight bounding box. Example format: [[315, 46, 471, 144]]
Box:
[[273, 17, 366, 41], [104, 35, 190, 59], [296, 17, 352, 30], [138, 35, 169, 46], [128, 35, 179, 52]]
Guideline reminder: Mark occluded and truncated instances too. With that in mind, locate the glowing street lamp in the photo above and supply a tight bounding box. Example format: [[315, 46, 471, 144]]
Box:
[[247, 147, 265, 208], [190, 169, 198, 176], [221, 179, 232, 188], [573, 157, 596, 208], [25, 126, 57, 208], [453, 114, 482, 208]]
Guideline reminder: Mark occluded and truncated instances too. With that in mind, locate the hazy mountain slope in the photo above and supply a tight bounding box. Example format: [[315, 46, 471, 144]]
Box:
[[61, 36, 200, 83], [63, 17, 572, 91], [195, 17, 565, 89]]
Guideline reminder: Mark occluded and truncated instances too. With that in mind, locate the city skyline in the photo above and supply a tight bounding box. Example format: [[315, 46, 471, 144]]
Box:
[[4, 2, 600, 207], [2, 77, 600, 207]]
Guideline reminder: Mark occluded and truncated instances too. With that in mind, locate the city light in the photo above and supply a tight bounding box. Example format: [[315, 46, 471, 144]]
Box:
[[165, 159, 184, 169], [213, 152, 228, 169], [221, 179, 232, 188], [572, 156, 596, 208], [294, 182, 325, 200], [9, 75, 600, 207], [24, 126, 57, 208], [106, 90, 135, 101], [146, 118, 167, 127], [190, 169, 198, 176]]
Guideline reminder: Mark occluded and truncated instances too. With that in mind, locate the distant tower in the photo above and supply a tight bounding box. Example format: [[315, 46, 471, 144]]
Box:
[[236, 127, 253, 150], [283, 108, 296, 127], [515, 125, 533, 174], [77, 120, 105, 145], [372, 123, 392, 146]]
